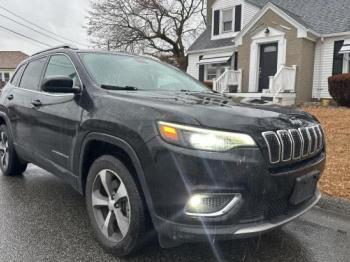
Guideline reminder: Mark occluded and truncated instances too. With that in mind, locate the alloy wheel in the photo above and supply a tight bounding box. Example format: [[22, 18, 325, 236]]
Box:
[[0, 132, 9, 170], [91, 169, 131, 243]]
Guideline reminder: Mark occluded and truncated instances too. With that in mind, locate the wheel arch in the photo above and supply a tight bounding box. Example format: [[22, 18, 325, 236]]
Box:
[[78, 132, 156, 218], [0, 111, 14, 137]]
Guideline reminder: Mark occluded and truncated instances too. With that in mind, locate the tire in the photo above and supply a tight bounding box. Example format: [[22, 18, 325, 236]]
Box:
[[0, 124, 27, 176], [85, 155, 149, 257]]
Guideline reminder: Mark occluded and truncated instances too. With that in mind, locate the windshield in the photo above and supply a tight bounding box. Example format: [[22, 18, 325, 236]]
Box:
[[79, 52, 211, 92]]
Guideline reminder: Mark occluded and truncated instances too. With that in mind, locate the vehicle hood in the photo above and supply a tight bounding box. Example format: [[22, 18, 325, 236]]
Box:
[[105, 91, 318, 133]]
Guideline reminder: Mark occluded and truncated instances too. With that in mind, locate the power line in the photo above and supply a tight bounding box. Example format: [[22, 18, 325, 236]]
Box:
[[0, 5, 87, 47], [0, 13, 64, 45], [0, 24, 52, 47]]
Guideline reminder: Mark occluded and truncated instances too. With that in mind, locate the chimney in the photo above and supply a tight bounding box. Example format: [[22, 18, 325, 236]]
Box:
[[207, 0, 216, 26]]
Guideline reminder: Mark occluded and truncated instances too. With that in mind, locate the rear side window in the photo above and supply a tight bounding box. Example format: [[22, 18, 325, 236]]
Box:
[[11, 64, 26, 86], [44, 55, 78, 82], [19, 57, 47, 90]]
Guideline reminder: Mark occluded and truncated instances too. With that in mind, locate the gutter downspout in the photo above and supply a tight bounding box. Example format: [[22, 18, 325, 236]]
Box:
[[317, 37, 325, 100]]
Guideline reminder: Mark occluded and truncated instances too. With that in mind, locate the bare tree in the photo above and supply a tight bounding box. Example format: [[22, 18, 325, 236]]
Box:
[[87, 0, 206, 70]]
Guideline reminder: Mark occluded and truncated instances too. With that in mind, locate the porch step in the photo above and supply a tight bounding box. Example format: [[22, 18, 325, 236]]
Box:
[[261, 96, 273, 102]]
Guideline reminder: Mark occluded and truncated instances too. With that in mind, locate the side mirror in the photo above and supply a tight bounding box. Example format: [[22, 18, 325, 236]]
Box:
[[41, 76, 81, 94]]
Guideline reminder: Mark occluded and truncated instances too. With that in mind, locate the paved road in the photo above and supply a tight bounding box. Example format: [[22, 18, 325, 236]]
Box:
[[0, 165, 349, 262]]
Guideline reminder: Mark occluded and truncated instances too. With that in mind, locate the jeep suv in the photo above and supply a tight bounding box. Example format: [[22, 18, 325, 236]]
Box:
[[0, 46, 326, 256]]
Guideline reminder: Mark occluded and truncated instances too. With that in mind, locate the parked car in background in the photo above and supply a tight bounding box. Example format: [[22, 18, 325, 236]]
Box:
[[0, 46, 326, 256]]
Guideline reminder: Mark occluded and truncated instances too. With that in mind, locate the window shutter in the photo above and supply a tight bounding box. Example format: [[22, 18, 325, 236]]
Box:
[[234, 52, 239, 70], [234, 5, 242, 32], [332, 40, 344, 75], [199, 56, 204, 81], [199, 65, 205, 81], [213, 10, 220, 35]]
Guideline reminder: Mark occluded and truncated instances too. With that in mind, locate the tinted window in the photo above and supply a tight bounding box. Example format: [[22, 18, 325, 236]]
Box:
[[44, 55, 78, 82], [20, 57, 47, 90], [11, 65, 26, 86]]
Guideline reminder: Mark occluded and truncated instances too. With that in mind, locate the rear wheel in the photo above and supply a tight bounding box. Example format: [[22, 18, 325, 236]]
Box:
[[0, 125, 27, 176], [85, 155, 149, 256]]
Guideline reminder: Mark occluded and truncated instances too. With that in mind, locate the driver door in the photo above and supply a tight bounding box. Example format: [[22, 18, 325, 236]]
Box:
[[31, 54, 83, 172]]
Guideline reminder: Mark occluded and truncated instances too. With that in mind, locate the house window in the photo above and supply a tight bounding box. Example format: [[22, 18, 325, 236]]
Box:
[[4, 73, 10, 82], [213, 5, 242, 36], [206, 65, 218, 80], [222, 9, 233, 32], [205, 61, 232, 81], [0, 73, 2, 81]]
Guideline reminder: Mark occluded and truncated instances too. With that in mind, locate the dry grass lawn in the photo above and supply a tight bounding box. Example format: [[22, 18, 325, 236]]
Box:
[[302, 106, 350, 200]]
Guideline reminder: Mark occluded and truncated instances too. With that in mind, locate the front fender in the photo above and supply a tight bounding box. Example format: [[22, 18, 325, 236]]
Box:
[[77, 132, 157, 225]]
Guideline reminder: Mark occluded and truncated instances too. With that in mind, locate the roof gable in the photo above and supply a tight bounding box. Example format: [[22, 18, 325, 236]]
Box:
[[0, 51, 29, 69], [235, 2, 312, 46]]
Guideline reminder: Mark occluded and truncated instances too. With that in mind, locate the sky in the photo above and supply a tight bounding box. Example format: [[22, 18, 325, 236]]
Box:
[[0, 0, 91, 55]]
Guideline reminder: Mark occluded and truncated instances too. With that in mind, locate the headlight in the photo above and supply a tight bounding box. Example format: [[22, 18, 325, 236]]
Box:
[[157, 121, 256, 152]]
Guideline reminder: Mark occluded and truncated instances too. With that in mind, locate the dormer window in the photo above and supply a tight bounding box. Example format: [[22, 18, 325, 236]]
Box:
[[222, 9, 233, 32], [213, 5, 242, 37]]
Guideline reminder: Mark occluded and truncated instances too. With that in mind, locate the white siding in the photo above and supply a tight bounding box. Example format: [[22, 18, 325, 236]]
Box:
[[312, 36, 350, 99], [212, 0, 243, 10], [242, 2, 260, 27], [187, 53, 201, 79]]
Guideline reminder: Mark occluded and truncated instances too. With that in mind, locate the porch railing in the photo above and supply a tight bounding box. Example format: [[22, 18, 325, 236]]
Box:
[[213, 68, 242, 93], [268, 65, 297, 102]]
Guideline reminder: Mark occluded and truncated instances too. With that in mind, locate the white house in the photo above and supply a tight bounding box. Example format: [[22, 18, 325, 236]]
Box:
[[187, 0, 350, 105]]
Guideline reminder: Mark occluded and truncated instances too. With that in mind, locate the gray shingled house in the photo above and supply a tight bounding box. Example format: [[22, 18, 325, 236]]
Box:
[[187, 0, 350, 105]]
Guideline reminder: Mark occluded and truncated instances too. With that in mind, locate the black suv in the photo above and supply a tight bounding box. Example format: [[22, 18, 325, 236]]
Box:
[[0, 46, 325, 256]]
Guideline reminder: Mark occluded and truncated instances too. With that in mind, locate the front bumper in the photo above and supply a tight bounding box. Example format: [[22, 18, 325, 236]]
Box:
[[154, 190, 321, 241], [138, 135, 326, 241]]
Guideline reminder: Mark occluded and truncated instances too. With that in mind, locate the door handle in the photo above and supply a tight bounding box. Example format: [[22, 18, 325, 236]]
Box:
[[7, 94, 14, 100], [31, 99, 42, 107]]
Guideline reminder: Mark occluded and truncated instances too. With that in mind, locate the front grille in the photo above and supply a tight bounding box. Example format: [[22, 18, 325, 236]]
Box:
[[262, 125, 324, 165]]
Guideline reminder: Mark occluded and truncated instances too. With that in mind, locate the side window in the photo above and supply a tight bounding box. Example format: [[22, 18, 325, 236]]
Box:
[[44, 55, 78, 84], [19, 57, 47, 90], [11, 65, 26, 86]]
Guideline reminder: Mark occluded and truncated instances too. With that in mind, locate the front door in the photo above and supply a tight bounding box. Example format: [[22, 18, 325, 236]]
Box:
[[31, 54, 83, 172], [258, 43, 278, 92]]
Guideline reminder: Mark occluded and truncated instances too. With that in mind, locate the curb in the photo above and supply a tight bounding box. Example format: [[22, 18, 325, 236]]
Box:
[[317, 195, 350, 217]]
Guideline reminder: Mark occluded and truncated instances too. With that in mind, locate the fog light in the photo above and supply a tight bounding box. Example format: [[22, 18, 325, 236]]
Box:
[[185, 193, 241, 217]]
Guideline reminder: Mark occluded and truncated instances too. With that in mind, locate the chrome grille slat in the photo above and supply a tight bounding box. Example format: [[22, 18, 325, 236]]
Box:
[[262, 125, 324, 165], [277, 130, 292, 162], [308, 127, 317, 154], [314, 125, 323, 150], [299, 127, 311, 157], [289, 129, 303, 160], [262, 131, 281, 164]]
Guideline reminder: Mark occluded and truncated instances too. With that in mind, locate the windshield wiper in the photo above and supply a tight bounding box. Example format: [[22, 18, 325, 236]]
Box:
[[180, 89, 214, 94], [101, 84, 139, 91]]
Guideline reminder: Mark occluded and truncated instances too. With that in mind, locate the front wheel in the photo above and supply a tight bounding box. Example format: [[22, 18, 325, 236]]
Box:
[[85, 155, 149, 257], [0, 124, 27, 176]]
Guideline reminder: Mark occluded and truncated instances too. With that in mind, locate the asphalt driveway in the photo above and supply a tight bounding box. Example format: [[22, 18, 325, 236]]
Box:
[[0, 165, 349, 262]]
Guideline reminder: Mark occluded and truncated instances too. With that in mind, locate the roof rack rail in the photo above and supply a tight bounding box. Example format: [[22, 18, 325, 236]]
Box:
[[32, 44, 78, 56]]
